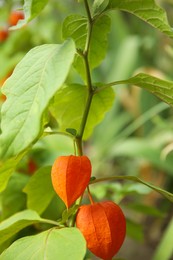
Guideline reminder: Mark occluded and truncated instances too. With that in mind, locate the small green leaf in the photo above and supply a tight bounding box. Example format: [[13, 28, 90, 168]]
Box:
[[10, 0, 48, 29], [50, 84, 115, 139], [62, 15, 87, 50], [0, 210, 43, 245], [62, 14, 111, 79], [106, 0, 173, 38], [0, 227, 86, 260], [0, 40, 75, 160], [90, 176, 96, 182], [61, 205, 79, 224], [92, 0, 109, 15], [66, 128, 77, 136], [23, 166, 55, 214]]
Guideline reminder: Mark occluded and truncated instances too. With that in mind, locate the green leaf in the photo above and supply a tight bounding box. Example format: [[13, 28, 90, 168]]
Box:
[[0, 40, 75, 160], [106, 0, 173, 38], [66, 128, 77, 137], [0, 210, 43, 245], [0, 227, 86, 260], [1, 172, 29, 220], [50, 84, 115, 139], [92, 0, 109, 15], [120, 73, 173, 106], [0, 153, 25, 192], [62, 15, 87, 50], [90, 175, 173, 203], [10, 0, 48, 29], [62, 14, 111, 79], [23, 166, 55, 214], [61, 205, 79, 224]]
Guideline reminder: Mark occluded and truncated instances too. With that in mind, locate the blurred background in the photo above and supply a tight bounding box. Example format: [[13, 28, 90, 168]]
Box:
[[0, 0, 173, 259]]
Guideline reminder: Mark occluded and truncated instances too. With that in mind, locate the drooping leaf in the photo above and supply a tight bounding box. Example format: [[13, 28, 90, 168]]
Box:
[[0, 227, 86, 260], [50, 84, 115, 139], [23, 166, 55, 214], [62, 14, 111, 79], [106, 0, 173, 38], [0, 210, 44, 245], [0, 40, 75, 160], [119, 73, 173, 106], [10, 0, 48, 29]]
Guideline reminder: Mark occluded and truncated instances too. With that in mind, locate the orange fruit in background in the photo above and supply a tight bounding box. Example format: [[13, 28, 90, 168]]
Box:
[[0, 70, 13, 102], [0, 28, 9, 42], [8, 10, 25, 26], [51, 155, 92, 208], [76, 201, 126, 260]]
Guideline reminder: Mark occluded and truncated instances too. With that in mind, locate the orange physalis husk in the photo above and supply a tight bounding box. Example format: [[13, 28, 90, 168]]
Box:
[[51, 155, 92, 208], [76, 201, 126, 260], [0, 28, 9, 42], [8, 10, 25, 26]]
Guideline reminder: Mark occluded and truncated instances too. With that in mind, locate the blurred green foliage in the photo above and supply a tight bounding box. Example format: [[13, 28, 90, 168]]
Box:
[[0, 0, 173, 259]]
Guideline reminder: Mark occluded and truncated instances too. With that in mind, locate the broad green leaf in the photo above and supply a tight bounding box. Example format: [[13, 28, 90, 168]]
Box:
[[50, 84, 115, 139], [106, 0, 173, 38], [62, 14, 111, 79], [119, 73, 173, 106], [0, 40, 75, 160], [23, 166, 55, 214], [153, 218, 173, 260], [90, 175, 173, 202], [1, 172, 29, 220], [10, 0, 48, 29], [0, 210, 43, 245], [0, 227, 86, 260], [0, 153, 25, 192]]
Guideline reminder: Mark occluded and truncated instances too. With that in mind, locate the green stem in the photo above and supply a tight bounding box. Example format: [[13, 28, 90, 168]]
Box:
[[76, 0, 94, 154], [41, 218, 60, 226], [78, 91, 93, 139], [87, 186, 95, 204], [43, 130, 73, 139], [94, 79, 128, 93], [84, 0, 92, 26]]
